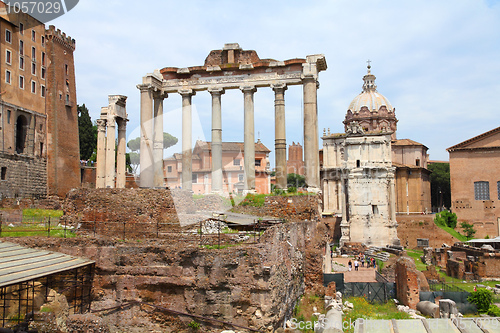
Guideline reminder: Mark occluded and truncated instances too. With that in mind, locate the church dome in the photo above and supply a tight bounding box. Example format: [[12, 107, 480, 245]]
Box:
[[344, 63, 398, 138], [347, 65, 394, 113]]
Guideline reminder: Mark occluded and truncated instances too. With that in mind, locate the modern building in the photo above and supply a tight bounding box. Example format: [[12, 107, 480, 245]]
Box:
[[0, 3, 79, 198], [341, 65, 431, 214], [164, 140, 271, 194], [447, 126, 500, 238]]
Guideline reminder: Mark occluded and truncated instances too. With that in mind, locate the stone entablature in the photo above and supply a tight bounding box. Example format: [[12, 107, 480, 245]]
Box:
[[138, 44, 327, 193], [322, 126, 399, 247]]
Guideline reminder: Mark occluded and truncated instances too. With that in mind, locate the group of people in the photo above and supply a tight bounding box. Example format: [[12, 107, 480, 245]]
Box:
[[347, 254, 377, 272]]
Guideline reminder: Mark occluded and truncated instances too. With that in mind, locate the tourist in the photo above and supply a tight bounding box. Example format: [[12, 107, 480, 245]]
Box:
[[361, 257, 365, 267], [354, 259, 359, 271], [372, 258, 376, 269], [348, 260, 352, 271]]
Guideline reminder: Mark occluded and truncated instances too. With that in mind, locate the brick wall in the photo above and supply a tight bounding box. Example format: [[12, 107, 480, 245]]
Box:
[[395, 257, 420, 309], [0, 152, 46, 198]]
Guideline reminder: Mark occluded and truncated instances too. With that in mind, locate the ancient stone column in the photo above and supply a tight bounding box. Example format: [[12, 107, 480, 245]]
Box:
[[180, 89, 195, 191], [272, 83, 287, 190], [241, 86, 257, 193], [340, 178, 350, 246], [105, 116, 116, 188], [303, 77, 320, 190], [153, 92, 167, 188], [116, 118, 127, 188], [96, 119, 107, 188], [209, 87, 224, 194], [138, 84, 154, 188]]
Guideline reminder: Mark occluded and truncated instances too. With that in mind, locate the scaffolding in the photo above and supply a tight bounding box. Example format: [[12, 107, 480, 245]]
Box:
[[0, 242, 95, 328]]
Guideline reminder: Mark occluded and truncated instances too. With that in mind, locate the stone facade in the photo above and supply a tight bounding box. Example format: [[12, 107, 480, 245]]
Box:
[[447, 126, 500, 238], [0, 4, 79, 198], [321, 127, 399, 247], [0, 152, 46, 198]]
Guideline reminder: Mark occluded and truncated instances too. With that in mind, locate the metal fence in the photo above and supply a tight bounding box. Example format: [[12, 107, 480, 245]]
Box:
[[0, 215, 67, 238], [323, 273, 396, 303]]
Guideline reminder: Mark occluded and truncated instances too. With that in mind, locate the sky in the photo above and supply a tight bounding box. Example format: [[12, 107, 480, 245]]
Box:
[[50, 0, 500, 164]]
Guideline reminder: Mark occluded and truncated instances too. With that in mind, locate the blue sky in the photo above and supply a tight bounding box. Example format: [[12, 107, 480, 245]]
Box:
[[51, 0, 500, 164]]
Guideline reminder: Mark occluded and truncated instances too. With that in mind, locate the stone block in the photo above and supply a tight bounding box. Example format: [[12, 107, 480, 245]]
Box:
[[417, 301, 439, 318], [439, 299, 458, 318]]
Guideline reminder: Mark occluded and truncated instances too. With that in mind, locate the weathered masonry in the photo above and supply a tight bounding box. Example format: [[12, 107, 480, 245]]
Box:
[[137, 43, 327, 193], [96, 95, 128, 188]]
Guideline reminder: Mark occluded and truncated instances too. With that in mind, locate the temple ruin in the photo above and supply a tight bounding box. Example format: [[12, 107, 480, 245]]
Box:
[[137, 43, 326, 193]]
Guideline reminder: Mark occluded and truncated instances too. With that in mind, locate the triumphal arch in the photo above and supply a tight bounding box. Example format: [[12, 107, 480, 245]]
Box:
[[137, 43, 326, 193]]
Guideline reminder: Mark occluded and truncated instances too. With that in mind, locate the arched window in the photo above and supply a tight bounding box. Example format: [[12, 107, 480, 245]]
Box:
[[15, 115, 28, 154]]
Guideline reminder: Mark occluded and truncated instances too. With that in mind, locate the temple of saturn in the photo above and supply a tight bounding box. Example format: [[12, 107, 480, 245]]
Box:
[[96, 95, 129, 188], [137, 43, 327, 193]]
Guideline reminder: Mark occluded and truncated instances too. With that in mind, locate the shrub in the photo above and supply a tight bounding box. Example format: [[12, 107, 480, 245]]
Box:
[[434, 210, 457, 229], [488, 304, 500, 317], [468, 289, 493, 313], [188, 320, 200, 330], [287, 186, 297, 193]]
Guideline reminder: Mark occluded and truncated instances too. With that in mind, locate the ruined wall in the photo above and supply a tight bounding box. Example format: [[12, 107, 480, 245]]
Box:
[[0, 152, 46, 198], [8, 220, 323, 331], [395, 257, 421, 310], [396, 215, 459, 249]]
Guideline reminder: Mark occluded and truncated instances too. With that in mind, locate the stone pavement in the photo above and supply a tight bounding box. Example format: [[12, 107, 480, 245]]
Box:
[[329, 257, 378, 282]]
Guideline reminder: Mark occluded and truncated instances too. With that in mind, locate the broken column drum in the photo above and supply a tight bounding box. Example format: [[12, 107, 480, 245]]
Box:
[[137, 43, 327, 192]]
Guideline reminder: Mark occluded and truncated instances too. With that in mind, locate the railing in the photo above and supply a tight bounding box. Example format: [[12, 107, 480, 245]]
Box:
[[0, 215, 69, 238], [429, 282, 468, 293]]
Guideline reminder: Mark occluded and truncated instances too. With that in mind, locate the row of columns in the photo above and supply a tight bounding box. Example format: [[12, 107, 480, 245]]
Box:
[[138, 79, 320, 193], [96, 117, 127, 188]]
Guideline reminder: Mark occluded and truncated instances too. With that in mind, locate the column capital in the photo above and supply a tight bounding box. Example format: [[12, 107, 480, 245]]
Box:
[[117, 118, 128, 131], [208, 87, 225, 95], [136, 83, 154, 92], [96, 119, 107, 132], [240, 85, 256, 93], [271, 83, 288, 92], [179, 89, 196, 97], [153, 90, 168, 100]]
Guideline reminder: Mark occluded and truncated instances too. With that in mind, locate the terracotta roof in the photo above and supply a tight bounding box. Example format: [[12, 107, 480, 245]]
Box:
[[392, 162, 431, 173], [392, 139, 427, 148], [195, 140, 271, 153], [447, 126, 500, 152]]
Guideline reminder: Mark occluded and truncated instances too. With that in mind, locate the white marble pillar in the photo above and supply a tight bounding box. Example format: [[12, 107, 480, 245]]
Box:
[[340, 177, 350, 246], [241, 86, 257, 193], [116, 119, 127, 188], [272, 83, 287, 190], [138, 84, 154, 188], [180, 89, 195, 191], [209, 87, 224, 194], [303, 77, 320, 190], [153, 92, 167, 188], [96, 119, 107, 188], [105, 116, 116, 188]]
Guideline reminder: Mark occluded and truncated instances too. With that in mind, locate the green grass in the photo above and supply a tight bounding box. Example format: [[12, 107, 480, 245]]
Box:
[[405, 249, 427, 271], [342, 297, 411, 333], [0, 224, 75, 238], [436, 224, 468, 242], [22, 208, 63, 218]]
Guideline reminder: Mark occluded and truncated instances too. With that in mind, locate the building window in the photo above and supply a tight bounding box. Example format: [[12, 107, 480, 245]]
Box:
[[41, 35, 45, 46], [1, 167, 6, 180], [41, 67, 46, 79], [498, 181, 500, 200], [19, 56, 24, 70], [356, 160, 361, 168], [19, 23, 24, 34], [19, 75, 24, 89], [416, 159, 420, 167], [41, 52, 45, 66], [40, 85, 45, 97], [5, 70, 11, 84], [255, 159, 261, 167], [238, 174, 244, 182], [474, 181, 490, 200], [7, 110, 11, 124], [19, 40, 23, 55], [31, 29, 35, 41], [15, 115, 28, 154], [5, 50, 11, 64], [372, 205, 379, 215], [40, 142, 43, 155], [192, 174, 197, 184], [65, 64, 68, 75], [233, 158, 240, 166], [167, 166, 172, 173], [31, 47, 36, 61], [31, 80, 36, 94], [5, 29, 11, 43], [31, 62, 36, 75]]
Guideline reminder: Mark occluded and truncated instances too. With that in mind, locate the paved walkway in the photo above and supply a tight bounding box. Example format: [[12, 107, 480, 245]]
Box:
[[329, 257, 377, 282]]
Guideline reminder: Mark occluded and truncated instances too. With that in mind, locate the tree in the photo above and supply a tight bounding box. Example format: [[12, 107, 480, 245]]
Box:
[[428, 162, 451, 209], [468, 289, 493, 313], [127, 133, 178, 174], [461, 221, 476, 240], [77, 104, 97, 160], [434, 210, 457, 229], [287, 173, 306, 188]]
